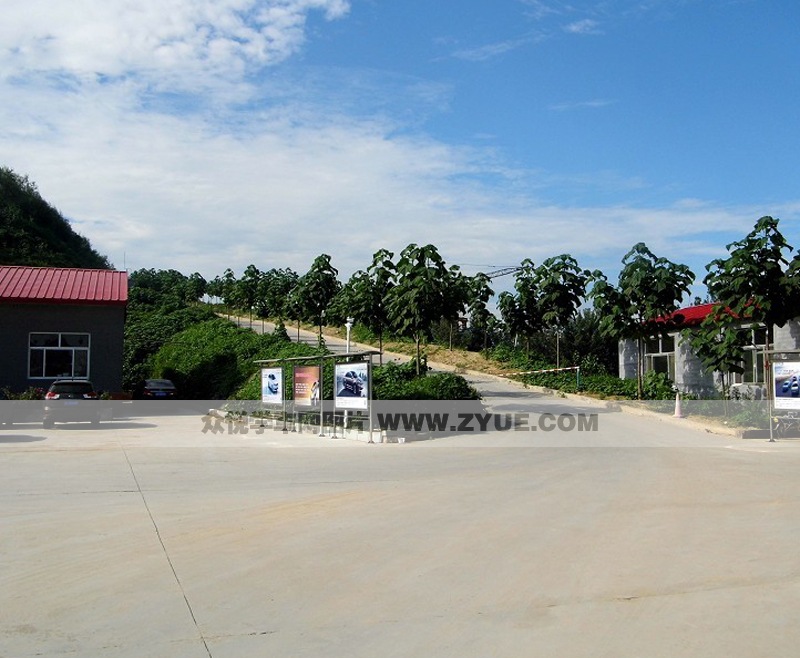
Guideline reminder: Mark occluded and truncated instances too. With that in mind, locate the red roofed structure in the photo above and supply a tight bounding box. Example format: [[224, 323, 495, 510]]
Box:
[[664, 302, 716, 327], [0, 266, 127, 306], [0, 266, 128, 393], [620, 301, 783, 397]]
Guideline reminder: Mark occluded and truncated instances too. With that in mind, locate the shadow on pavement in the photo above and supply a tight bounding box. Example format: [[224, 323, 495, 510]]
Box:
[[0, 434, 47, 443]]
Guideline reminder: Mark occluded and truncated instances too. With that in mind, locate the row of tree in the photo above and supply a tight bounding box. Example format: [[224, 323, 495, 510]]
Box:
[[152, 216, 798, 398]]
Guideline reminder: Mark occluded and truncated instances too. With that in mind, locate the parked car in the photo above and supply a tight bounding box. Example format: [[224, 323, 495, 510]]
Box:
[[43, 380, 100, 428], [342, 371, 363, 396], [142, 379, 177, 399]]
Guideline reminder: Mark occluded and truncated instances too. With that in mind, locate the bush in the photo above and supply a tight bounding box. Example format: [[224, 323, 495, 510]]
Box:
[[151, 318, 323, 399], [123, 302, 216, 391], [1, 386, 45, 400], [641, 370, 676, 400], [372, 360, 480, 400]]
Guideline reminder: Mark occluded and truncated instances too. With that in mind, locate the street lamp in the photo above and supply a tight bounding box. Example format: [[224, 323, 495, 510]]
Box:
[[345, 317, 354, 354]]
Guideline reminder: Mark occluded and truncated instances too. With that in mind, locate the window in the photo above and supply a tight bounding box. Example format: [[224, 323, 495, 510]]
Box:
[[732, 325, 767, 384], [29, 333, 90, 379], [644, 335, 675, 380]]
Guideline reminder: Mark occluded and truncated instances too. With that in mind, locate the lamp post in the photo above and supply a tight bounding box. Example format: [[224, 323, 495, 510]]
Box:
[[345, 317, 354, 354]]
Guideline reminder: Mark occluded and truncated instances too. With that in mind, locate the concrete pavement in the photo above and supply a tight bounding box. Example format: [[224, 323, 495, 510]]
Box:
[[3, 395, 800, 657], [4, 319, 799, 656]]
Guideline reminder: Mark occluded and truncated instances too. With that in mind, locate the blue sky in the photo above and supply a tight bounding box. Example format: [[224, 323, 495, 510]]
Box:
[[2, 0, 799, 297]]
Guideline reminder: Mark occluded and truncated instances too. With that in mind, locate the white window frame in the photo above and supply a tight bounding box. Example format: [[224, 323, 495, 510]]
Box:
[[644, 335, 676, 380], [732, 324, 767, 385], [28, 332, 91, 380]]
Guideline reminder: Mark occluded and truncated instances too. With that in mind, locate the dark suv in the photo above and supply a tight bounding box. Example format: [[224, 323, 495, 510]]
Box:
[[342, 371, 363, 396], [43, 380, 100, 428]]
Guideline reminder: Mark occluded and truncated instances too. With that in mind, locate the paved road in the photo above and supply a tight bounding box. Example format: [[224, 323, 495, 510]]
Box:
[[4, 392, 800, 657], [4, 321, 800, 656]]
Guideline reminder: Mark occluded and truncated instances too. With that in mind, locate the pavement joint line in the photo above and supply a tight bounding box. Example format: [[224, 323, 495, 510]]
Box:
[[118, 442, 214, 658]]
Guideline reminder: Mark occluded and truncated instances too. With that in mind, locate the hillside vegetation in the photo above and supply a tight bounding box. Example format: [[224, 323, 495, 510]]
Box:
[[0, 166, 111, 268]]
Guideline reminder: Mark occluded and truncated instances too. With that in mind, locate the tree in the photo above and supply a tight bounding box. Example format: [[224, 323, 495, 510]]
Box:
[[467, 273, 495, 350], [221, 268, 238, 318], [512, 259, 544, 357], [388, 244, 464, 375], [590, 243, 694, 399], [294, 254, 341, 345], [238, 264, 262, 322], [689, 216, 800, 393], [206, 276, 223, 305], [704, 216, 798, 350], [255, 268, 298, 321], [684, 312, 746, 398], [498, 291, 525, 348], [185, 272, 207, 305], [535, 255, 590, 367], [345, 249, 396, 363]]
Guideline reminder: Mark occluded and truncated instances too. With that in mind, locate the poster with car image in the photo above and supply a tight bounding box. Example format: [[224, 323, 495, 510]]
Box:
[[294, 365, 321, 407], [773, 361, 800, 409], [335, 362, 369, 410], [261, 367, 283, 405]]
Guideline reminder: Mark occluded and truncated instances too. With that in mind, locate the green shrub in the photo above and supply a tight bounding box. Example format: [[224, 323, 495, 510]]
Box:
[[152, 318, 324, 399], [641, 370, 676, 400], [1, 386, 46, 400], [371, 360, 480, 400], [123, 304, 216, 391]]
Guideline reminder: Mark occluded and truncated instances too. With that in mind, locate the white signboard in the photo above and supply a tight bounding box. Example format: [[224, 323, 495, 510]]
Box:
[[261, 367, 283, 405], [773, 361, 800, 409], [334, 362, 369, 410]]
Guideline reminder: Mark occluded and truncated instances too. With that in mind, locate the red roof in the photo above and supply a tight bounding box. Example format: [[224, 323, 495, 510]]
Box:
[[0, 266, 128, 306], [666, 302, 716, 327]]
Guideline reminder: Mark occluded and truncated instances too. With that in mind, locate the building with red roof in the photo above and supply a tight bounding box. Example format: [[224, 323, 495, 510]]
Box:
[[619, 301, 800, 397], [0, 266, 128, 393]]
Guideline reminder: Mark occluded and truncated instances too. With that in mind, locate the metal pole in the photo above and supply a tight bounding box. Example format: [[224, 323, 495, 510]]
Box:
[[367, 360, 374, 443], [318, 359, 325, 437], [556, 331, 560, 370], [768, 345, 776, 442]]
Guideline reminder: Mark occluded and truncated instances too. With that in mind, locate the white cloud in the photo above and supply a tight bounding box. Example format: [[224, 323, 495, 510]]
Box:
[[451, 36, 534, 62], [2, 66, 795, 284], [0, 0, 349, 86], [548, 98, 616, 111], [563, 18, 602, 34], [2, 0, 798, 291]]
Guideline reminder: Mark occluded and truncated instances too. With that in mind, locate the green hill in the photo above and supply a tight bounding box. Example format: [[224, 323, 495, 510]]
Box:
[[0, 166, 111, 269]]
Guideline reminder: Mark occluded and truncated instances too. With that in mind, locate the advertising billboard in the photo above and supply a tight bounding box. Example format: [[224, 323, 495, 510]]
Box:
[[773, 360, 800, 409], [293, 365, 321, 407], [261, 367, 283, 405], [335, 362, 369, 410]]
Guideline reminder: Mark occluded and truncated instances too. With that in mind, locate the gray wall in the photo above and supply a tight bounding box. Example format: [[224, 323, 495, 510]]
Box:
[[773, 321, 800, 352], [0, 303, 125, 393], [673, 333, 715, 396], [619, 339, 638, 380]]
